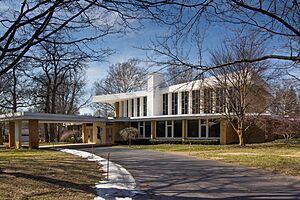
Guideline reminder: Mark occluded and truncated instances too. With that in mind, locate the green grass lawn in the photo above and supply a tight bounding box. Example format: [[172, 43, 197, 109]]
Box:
[[126, 140, 300, 177], [0, 149, 103, 200]]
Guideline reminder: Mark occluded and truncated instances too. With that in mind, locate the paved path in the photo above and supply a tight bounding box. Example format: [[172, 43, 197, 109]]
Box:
[[81, 147, 300, 200]]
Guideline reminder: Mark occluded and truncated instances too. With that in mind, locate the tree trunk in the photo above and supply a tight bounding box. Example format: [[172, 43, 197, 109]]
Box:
[[0, 123, 3, 145], [49, 124, 55, 142], [237, 129, 245, 146]]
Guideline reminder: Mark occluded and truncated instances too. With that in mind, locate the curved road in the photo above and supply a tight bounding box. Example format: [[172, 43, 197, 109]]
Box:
[[82, 147, 300, 200]]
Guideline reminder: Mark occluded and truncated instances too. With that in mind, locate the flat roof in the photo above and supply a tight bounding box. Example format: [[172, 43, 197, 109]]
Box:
[[0, 112, 105, 123]]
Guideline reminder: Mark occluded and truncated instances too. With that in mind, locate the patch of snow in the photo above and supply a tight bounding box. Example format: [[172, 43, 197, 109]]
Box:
[[58, 149, 139, 200]]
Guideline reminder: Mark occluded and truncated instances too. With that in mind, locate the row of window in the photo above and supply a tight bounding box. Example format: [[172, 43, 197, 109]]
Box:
[[163, 88, 227, 115], [120, 97, 147, 117], [131, 119, 220, 138]]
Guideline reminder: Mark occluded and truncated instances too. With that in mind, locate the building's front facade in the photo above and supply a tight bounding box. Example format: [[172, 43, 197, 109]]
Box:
[[93, 73, 268, 144]]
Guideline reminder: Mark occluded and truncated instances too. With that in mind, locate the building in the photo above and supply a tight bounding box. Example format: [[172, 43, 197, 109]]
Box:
[[0, 72, 270, 149], [93, 73, 269, 145]]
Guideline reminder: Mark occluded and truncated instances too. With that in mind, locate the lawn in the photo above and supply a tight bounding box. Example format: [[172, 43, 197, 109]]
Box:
[[126, 140, 300, 177], [0, 149, 103, 200]]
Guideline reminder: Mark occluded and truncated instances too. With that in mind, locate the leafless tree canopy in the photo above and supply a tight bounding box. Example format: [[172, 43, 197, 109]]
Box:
[[93, 58, 147, 117]]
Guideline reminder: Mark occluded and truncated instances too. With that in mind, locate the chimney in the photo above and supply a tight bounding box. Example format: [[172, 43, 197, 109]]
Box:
[[147, 73, 165, 116]]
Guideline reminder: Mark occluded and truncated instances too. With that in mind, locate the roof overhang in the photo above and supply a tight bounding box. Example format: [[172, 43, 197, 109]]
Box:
[[0, 112, 105, 123], [93, 90, 148, 104]]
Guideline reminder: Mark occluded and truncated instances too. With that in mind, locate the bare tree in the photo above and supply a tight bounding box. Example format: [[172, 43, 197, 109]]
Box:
[[208, 34, 272, 146], [93, 58, 147, 117], [270, 117, 300, 141], [143, 1, 299, 76], [0, 63, 31, 112], [271, 80, 299, 116]]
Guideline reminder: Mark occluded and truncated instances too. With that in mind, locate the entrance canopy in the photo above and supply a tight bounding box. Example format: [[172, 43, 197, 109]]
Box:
[[0, 112, 105, 123]]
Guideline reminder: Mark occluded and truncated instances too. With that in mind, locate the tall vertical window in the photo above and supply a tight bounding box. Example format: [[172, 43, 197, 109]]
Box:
[[166, 120, 173, 137], [121, 101, 124, 117], [131, 99, 134, 117], [126, 100, 129, 117], [138, 121, 144, 137], [137, 98, 140, 117], [203, 88, 213, 113], [192, 90, 201, 114], [145, 121, 151, 138], [187, 119, 199, 138], [156, 121, 166, 137], [172, 92, 178, 115], [215, 88, 225, 113], [163, 94, 168, 115], [173, 120, 182, 138], [181, 91, 189, 114], [143, 97, 147, 116], [200, 119, 207, 138]]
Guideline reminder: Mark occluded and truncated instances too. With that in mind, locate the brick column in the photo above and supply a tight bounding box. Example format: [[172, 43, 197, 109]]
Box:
[[82, 123, 87, 143], [151, 120, 156, 140], [8, 121, 15, 148], [182, 119, 187, 143], [29, 120, 39, 149]]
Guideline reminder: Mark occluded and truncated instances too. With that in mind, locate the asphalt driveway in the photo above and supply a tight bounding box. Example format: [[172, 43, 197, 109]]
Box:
[[82, 147, 300, 199]]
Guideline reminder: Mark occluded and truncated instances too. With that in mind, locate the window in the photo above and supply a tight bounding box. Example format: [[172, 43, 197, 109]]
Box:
[[215, 88, 226, 113], [137, 98, 140, 117], [145, 121, 151, 138], [172, 92, 178, 115], [156, 121, 166, 137], [138, 121, 144, 137], [163, 94, 168, 115], [192, 90, 201, 114], [131, 122, 138, 129], [181, 91, 189, 114], [121, 101, 124, 117], [166, 120, 173, 137], [143, 97, 147, 116], [187, 120, 199, 137], [126, 100, 129, 117], [203, 88, 213, 113], [200, 119, 207, 138], [208, 119, 220, 137], [131, 99, 134, 117], [173, 120, 182, 138]]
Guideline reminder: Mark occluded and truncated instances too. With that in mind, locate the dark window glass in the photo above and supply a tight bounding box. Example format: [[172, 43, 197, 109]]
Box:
[[192, 90, 201, 114], [143, 97, 147, 116], [203, 88, 213, 113], [163, 94, 168, 115], [131, 99, 134, 116], [137, 98, 140, 117], [156, 121, 166, 137], [181, 91, 189, 114], [126, 100, 129, 117], [145, 121, 151, 138], [172, 93, 178, 115], [201, 126, 206, 137], [139, 121, 144, 137], [173, 120, 182, 138], [167, 126, 172, 137], [208, 119, 220, 137], [131, 122, 138, 129], [187, 120, 199, 137]]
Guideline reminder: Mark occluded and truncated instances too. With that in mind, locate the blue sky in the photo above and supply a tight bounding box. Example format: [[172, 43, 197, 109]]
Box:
[[81, 20, 225, 114]]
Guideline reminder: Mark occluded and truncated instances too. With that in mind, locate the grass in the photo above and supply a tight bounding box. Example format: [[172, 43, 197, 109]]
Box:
[[125, 139, 300, 177], [39, 142, 73, 146], [0, 149, 103, 200]]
